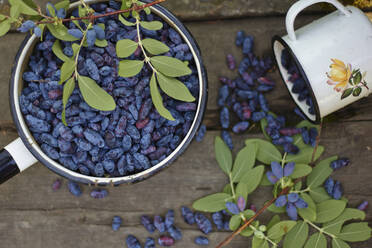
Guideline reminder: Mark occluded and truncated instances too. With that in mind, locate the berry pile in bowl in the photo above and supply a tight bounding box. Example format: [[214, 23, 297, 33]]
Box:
[[14, 0, 207, 185]]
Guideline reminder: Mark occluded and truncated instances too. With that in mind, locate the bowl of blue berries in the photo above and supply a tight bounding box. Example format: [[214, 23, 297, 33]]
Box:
[[0, 0, 207, 186]]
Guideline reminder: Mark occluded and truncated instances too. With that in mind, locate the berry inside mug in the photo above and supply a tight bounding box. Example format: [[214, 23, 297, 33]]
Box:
[[273, 0, 372, 123], [0, 0, 207, 185]]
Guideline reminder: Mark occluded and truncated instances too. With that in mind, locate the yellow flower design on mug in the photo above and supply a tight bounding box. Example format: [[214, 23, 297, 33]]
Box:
[[326, 59, 352, 92], [326, 59, 368, 100]]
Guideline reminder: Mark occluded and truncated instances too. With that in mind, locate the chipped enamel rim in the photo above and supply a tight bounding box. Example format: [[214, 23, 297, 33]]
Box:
[[9, 0, 208, 186]]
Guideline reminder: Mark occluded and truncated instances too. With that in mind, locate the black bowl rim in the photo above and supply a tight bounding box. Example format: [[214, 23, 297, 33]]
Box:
[[272, 35, 321, 124], [9, 1, 208, 186]]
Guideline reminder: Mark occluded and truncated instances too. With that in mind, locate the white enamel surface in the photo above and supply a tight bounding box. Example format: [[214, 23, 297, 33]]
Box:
[[5, 138, 37, 172], [278, 0, 372, 119], [12, 0, 205, 184]]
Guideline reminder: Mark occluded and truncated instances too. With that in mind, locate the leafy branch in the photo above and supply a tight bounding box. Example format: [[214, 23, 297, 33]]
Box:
[[116, 1, 196, 120]]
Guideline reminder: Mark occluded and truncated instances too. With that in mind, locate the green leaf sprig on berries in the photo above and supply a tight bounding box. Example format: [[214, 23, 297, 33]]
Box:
[[116, 0, 195, 121], [0, 0, 176, 125], [192, 120, 371, 248]]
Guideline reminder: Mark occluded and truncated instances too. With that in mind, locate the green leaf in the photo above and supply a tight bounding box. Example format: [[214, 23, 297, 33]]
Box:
[[116, 39, 138, 58], [323, 208, 366, 235], [267, 215, 281, 230], [235, 182, 248, 202], [267, 202, 286, 213], [294, 181, 302, 191], [77, 76, 116, 111], [242, 209, 255, 219], [23, 0, 37, 9], [252, 236, 269, 248], [192, 193, 232, 212], [119, 14, 136, 26], [95, 39, 108, 48], [156, 72, 195, 102], [304, 233, 327, 248], [231, 143, 257, 182], [286, 146, 324, 164], [9, 0, 38, 15], [338, 222, 371, 242], [353, 71, 362, 85], [52, 40, 70, 62], [245, 139, 282, 165], [0, 19, 11, 37], [60, 60, 75, 84], [229, 215, 241, 231], [47, 4, 56, 17], [260, 174, 272, 186], [291, 164, 312, 179], [0, 15, 5, 21], [142, 38, 170, 55], [55, 0, 70, 10], [309, 187, 331, 203], [315, 200, 346, 223], [72, 44, 79, 57], [307, 156, 337, 188], [151, 56, 192, 77], [283, 221, 309, 248], [239, 166, 265, 194], [352, 87, 362, 97], [222, 184, 232, 195], [298, 193, 317, 222], [267, 221, 296, 240], [149, 73, 174, 121], [140, 20, 163, 30], [332, 239, 351, 248], [341, 88, 353, 99], [118, 60, 144, 78], [240, 227, 254, 237], [214, 136, 233, 175], [138, 1, 151, 15], [61, 78, 75, 125], [46, 24, 79, 42], [10, 5, 21, 19]]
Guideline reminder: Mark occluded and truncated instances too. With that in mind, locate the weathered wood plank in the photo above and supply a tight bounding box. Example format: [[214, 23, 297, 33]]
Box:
[[0, 0, 326, 21], [0, 122, 371, 247]]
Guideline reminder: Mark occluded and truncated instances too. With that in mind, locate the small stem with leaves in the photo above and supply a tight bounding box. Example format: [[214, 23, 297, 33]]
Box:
[[304, 219, 336, 239], [74, 23, 92, 78], [135, 17, 157, 73], [248, 225, 278, 247], [229, 173, 236, 200]]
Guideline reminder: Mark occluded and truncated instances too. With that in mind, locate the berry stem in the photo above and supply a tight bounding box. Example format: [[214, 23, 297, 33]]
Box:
[[229, 173, 236, 200], [216, 187, 290, 248], [35, 0, 166, 25], [74, 23, 92, 78]]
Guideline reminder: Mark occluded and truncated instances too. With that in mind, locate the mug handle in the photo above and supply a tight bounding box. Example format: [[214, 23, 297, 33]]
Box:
[[0, 138, 37, 184], [286, 0, 351, 41]]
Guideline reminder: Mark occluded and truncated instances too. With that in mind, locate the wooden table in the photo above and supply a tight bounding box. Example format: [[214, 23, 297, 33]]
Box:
[[0, 1, 371, 247]]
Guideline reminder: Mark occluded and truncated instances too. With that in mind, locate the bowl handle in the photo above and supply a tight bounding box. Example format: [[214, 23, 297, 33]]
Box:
[[286, 0, 351, 42], [0, 138, 37, 184]]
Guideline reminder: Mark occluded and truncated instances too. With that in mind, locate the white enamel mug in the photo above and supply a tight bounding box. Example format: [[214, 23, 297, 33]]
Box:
[[273, 0, 372, 123]]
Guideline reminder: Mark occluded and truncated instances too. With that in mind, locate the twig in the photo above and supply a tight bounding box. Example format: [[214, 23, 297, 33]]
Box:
[[216, 187, 290, 248], [35, 0, 166, 25]]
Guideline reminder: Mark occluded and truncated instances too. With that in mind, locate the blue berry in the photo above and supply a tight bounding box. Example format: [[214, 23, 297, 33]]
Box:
[[67, 181, 82, 197], [195, 213, 212, 234], [141, 215, 156, 234], [112, 216, 122, 231], [226, 54, 236, 70], [86, 29, 97, 47], [154, 215, 166, 233], [242, 36, 254, 55], [195, 124, 206, 142], [90, 189, 108, 199], [181, 206, 195, 225], [212, 212, 224, 230], [358, 201, 369, 211], [68, 29, 83, 39], [158, 236, 175, 246], [330, 158, 350, 170], [235, 30, 245, 47], [220, 107, 230, 129], [221, 131, 233, 150], [83, 129, 105, 148], [93, 25, 105, 40], [195, 236, 209, 246], [168, 225, 182, 240], [144, 237, 156, 248], [18, 20, 36, 33], [126, 235, 141, 248], [165, 210, 174, 228], [232, 121, 249, 134]]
